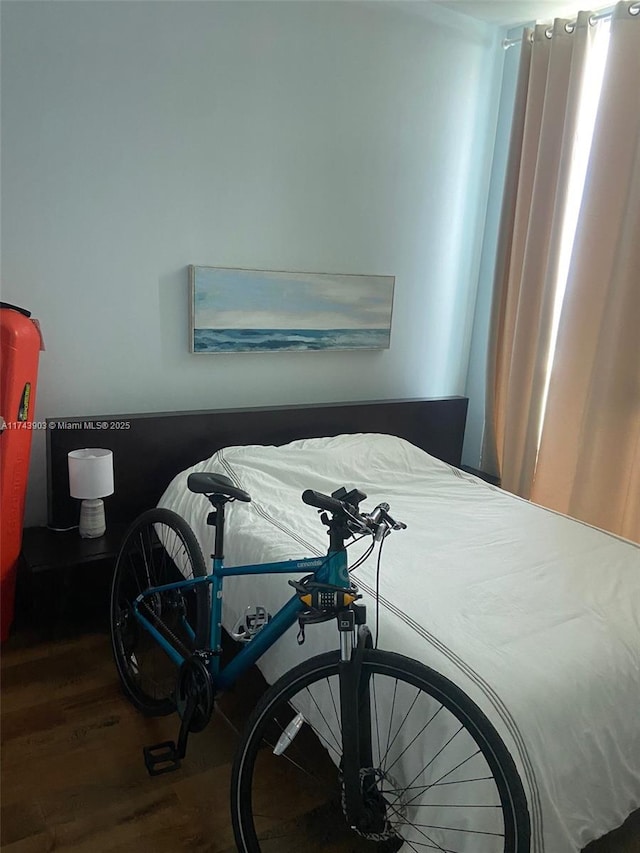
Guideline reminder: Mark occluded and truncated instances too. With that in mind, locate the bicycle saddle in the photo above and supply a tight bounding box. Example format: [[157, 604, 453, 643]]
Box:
[[187, 472, 251, 502]]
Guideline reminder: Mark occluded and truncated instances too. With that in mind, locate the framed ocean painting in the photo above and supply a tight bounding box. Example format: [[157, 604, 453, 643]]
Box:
[[189, 266, 395, 353]]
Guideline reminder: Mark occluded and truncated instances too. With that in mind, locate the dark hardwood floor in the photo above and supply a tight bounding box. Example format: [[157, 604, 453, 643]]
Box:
[[1, 628, 638, 852]]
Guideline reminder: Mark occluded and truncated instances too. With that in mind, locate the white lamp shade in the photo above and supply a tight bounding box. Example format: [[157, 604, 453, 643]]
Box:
[[68, 448, 114, 499]]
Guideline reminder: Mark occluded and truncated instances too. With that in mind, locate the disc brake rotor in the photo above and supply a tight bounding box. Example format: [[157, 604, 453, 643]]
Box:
[[340, 767, 408, 842]]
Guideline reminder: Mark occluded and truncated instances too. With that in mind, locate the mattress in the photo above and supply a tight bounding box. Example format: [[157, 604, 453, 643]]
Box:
[[158, 432, 640, 853]]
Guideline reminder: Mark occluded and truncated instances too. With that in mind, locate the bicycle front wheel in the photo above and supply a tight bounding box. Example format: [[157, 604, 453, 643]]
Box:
[[231, 649, 530, 853], [110, 508, 209, 716]]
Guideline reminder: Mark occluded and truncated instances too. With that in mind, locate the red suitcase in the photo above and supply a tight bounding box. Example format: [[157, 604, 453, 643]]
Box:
[[1, 302, 44, 642]]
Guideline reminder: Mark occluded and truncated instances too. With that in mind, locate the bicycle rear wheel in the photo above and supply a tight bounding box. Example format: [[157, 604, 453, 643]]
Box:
[[231, 649, 530, 853], [110, 508, 208, 716]]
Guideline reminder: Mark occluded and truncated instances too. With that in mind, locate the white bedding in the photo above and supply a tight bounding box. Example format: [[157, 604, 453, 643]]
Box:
[[159, 433, 640, 853]]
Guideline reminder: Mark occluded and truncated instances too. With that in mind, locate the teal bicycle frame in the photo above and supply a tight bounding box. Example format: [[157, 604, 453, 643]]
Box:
[[131, 549, 350, 691]]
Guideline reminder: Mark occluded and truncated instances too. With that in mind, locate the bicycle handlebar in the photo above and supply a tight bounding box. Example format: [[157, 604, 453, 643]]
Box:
[[301, 489, 345, 514], [301, 489, 406, 537]]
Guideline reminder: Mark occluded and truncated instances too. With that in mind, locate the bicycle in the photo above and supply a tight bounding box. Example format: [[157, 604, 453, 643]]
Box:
[[110, 471, 531, 852]]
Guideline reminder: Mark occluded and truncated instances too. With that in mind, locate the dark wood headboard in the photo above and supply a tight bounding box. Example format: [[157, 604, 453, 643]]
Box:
[[46, 397, 468, 529]]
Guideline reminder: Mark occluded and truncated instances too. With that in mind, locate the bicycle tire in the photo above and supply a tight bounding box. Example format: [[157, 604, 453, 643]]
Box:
[[110, 508, 209, 716], [231, 649, 530, 852]]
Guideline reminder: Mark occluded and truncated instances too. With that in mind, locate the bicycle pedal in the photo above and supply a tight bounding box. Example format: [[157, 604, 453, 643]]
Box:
[[143, 740, 181, 776]]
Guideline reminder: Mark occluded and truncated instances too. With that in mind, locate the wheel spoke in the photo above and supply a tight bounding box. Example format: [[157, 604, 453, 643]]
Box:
[[384, 702, 445, 775], [380, 685, 430, 771], [383, 678, 399, 772], [302, 682, 342, 756], [404, 749, 483, 809]]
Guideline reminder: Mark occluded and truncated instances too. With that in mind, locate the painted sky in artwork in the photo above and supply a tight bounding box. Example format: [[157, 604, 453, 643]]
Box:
[[193, 267, 394, 330]]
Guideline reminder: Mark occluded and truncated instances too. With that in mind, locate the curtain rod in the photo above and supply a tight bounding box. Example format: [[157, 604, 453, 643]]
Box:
[[502, 1, 639, 49]]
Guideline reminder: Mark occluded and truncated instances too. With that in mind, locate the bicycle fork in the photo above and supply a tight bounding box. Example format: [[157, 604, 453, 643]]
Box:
[[338, 612, 389, 837]]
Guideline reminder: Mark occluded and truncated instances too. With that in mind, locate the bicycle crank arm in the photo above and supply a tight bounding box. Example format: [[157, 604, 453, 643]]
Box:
[[143, 656, 214, 776], [142, 693, 196, 776]]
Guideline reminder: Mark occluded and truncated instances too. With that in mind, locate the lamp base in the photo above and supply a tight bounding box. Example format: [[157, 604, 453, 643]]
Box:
[[79, 499, 106, 538]]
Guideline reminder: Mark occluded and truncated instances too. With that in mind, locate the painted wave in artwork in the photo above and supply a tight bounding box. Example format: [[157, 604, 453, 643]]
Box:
[[194, 328, 390, 353]]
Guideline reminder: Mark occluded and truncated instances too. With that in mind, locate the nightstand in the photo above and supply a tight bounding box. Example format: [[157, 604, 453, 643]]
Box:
[[18, 523, 128, 637]]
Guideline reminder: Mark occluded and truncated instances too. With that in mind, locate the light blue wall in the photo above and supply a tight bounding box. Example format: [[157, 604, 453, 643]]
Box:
[[463, 29, 525, 471], [1, 1, 502, 523]]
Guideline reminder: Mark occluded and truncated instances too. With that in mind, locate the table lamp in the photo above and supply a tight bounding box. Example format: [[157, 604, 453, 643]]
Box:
[[68, 448, 114, 538]]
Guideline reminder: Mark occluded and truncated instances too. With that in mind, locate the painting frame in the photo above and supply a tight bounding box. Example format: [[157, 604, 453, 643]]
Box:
[[189, 265, 395, 354]]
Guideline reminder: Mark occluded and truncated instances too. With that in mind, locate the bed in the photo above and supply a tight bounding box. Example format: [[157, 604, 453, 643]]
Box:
[[159, 434, 639, 853], [46, 398, 639, 852]]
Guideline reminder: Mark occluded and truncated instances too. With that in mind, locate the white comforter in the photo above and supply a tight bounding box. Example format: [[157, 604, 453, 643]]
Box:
[[159, 433, 640, 853]]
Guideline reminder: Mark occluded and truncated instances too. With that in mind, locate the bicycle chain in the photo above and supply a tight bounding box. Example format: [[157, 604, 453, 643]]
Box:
[[139, 596, 193, 661]]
